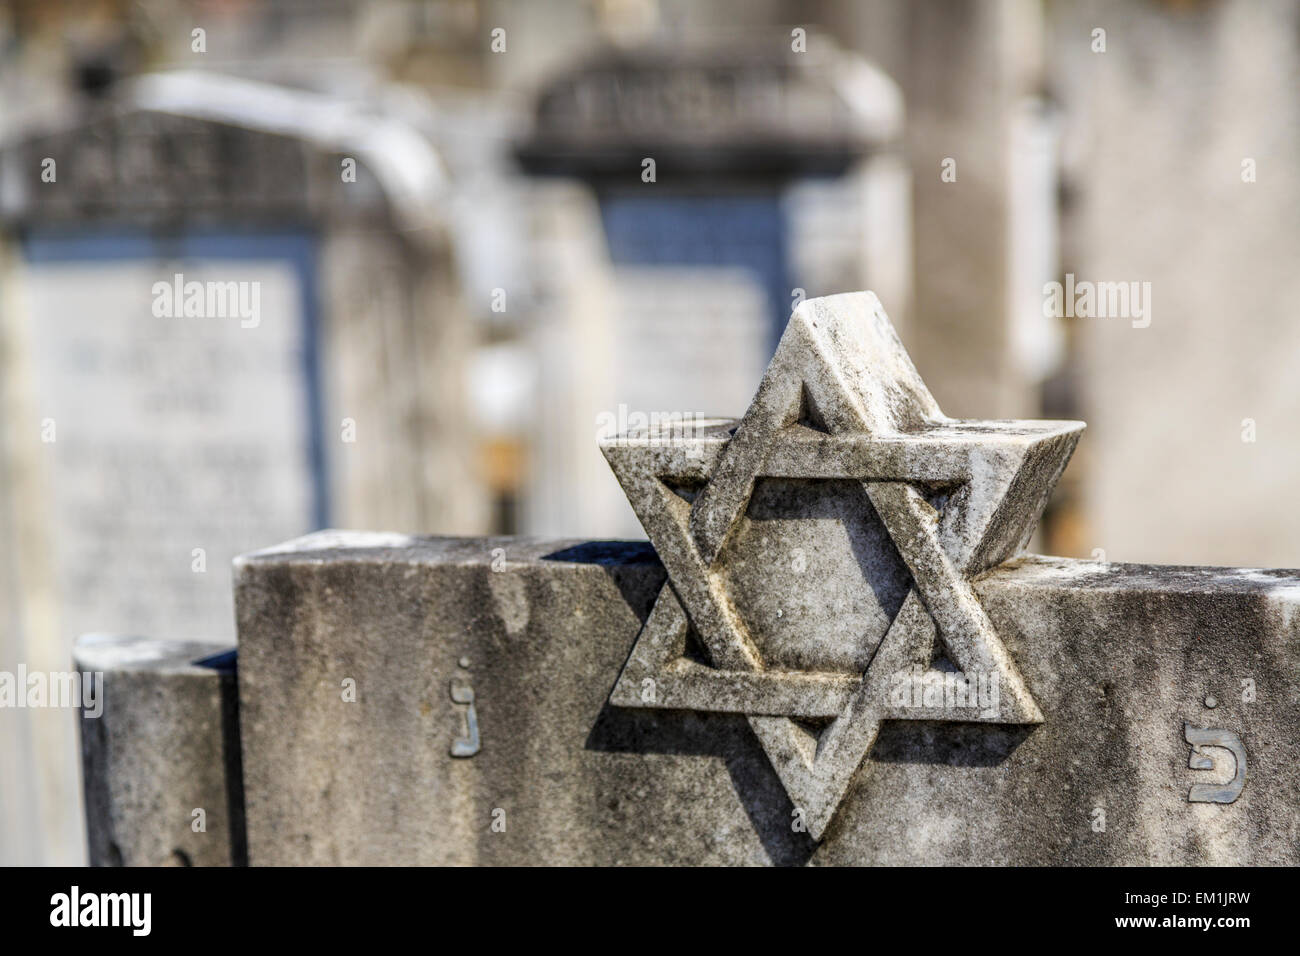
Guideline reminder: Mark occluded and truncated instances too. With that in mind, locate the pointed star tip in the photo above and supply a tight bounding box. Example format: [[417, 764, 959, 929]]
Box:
[[792, 289, 883, 322], [803, 808, 834, 841]]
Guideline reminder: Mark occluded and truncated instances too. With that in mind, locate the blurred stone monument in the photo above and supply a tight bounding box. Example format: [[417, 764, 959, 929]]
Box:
[[514, 38, 910, 538], [74, 635, 242, 867], [1048, 0, 1300, 568], [79, 293, 1300, 865], [0, 71, 486, 864]]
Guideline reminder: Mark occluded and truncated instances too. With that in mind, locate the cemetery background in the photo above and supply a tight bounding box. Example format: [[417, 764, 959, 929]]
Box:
[[0, 0, 1295, 864]]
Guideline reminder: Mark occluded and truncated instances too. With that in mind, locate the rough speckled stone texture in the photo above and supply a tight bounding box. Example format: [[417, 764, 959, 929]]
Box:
[[598, 292, 1083, 836], [235, 531, 1300, 865], [74, 635, 245, 866]]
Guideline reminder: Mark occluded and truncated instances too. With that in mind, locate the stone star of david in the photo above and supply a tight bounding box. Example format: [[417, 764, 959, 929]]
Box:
[[600, 292, 1084, 839]]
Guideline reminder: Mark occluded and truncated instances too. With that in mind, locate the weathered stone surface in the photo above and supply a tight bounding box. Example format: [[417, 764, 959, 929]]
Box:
[[232, 291, 1299, 864], [74, 634, 244, 866], [600, 292, 1083, 836], [234, 531, 1300, 865]]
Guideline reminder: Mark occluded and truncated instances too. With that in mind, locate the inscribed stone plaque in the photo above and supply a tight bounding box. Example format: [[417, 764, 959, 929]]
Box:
[[19, 235, 321, 644]]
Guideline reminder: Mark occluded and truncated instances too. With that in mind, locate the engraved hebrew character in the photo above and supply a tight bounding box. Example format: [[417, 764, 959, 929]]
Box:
[[450, 678, 480, 758], [1184, 724, 1245, 804]]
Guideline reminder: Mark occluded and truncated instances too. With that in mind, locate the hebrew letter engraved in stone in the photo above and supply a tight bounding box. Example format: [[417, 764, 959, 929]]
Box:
[[449, 678, 481, 758], [1184, 723, 1246, 804]]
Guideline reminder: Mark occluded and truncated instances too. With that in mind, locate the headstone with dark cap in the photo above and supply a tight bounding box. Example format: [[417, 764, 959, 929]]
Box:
[[0, 70, 484, 864], [514, 39, 909, 541]]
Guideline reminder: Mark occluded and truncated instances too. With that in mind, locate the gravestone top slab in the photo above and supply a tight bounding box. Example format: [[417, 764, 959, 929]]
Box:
[[515, 40, 902, 179], [73, 633, 242, 867], [599, 291, 1085, 838], [73, 634, 235, 676], [235, 529, 660, 568], [0, 72, 445, 234], [232, 531, 1300, 864]]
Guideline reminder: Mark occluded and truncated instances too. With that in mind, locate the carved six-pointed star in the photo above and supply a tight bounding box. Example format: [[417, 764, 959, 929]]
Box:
[[600, 292, 1084, 840]]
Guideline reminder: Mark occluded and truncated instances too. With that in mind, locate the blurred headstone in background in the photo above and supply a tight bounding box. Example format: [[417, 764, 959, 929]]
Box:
[[818, 0, 1073, 554], [0, 71, 486, 863], [514, 37, 909, 537], [890, 0, 1062, 422], [1050, 0, 1300, 567]]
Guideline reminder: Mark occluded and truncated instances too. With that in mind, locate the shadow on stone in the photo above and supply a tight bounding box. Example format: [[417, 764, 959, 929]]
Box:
[[869, 720, 1035, 766], [584, 703, 817, 866], [542, 541, 666, 623], [542, 541, 659, 566], [197, 648, 248, 866]]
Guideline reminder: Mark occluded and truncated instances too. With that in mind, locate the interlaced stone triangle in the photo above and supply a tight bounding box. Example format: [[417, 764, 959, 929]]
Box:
[[601, 292, 1084, 839]]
